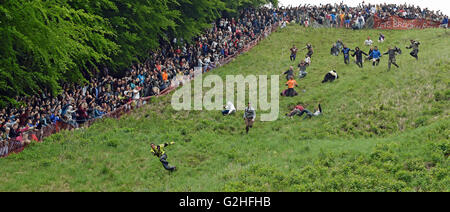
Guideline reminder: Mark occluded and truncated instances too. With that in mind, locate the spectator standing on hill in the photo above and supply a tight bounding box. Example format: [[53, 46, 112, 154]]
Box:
[[352, 47, 368, 68], [243, 103, 256, 134], [322, 70, 339, 83], [151, 142, 176, 171]]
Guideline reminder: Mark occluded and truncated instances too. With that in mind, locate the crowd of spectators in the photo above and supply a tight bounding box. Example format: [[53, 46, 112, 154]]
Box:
[[278, 2, 448, 29]]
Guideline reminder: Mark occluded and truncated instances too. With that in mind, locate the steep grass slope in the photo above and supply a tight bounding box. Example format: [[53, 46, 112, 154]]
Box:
[[0, 26, 449, 191]]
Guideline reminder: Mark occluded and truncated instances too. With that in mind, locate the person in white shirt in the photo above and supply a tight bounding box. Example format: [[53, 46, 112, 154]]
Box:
[[222, 101, 236, 116], [364, 37, 373, 46]]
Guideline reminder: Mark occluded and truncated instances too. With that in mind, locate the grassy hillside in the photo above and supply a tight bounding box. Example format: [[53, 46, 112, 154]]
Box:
[[1, 26, 449, 191]]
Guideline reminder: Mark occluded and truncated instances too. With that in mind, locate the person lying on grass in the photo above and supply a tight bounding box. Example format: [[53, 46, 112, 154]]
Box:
[[322, 70, 339, 83], [150, 142, 176, 172], [222, 101, 236, 116], [286, 103, 322, 119]]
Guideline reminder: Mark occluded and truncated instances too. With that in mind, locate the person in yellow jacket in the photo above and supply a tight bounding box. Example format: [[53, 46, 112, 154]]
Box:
[[150, 142, 176, 171]]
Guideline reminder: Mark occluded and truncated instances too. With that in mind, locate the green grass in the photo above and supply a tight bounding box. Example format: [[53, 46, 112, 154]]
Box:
[[1, 26, 449, 191]]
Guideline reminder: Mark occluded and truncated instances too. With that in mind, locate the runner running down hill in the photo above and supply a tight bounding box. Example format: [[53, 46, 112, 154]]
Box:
[[384, 46, 402, 70], [243, 103, 256, 134], [369, 46, 382, 66]]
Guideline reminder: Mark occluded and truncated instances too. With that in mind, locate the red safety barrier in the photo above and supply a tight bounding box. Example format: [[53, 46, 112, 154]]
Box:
[[373, 15, 441, 30]]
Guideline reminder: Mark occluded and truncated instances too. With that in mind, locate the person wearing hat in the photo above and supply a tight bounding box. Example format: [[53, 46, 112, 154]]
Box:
[[150, 142, 176, 171]]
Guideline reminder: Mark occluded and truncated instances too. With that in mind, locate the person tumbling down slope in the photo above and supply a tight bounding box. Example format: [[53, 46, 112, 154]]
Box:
[[151, 142, 176, 171], [222, 101, 236, 116], [243, 103, 256, 134], [322, 70, 339, 83]]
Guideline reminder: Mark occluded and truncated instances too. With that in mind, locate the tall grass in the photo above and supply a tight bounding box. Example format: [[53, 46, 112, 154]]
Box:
[[0, 26, 448, 191]]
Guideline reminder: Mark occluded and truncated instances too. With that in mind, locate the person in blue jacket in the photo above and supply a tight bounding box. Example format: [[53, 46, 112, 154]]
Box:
[[342, 45, 351, 65], [369, 46, 381, 66]]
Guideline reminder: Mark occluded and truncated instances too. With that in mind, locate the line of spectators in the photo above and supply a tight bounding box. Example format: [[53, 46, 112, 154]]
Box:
[[277, 2, 448, 29], [0, 7, 281, 157]]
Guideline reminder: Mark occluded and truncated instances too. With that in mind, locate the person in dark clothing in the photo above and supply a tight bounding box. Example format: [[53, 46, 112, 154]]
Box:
[[330, 44, 339, 56], [298, 61, 308, 79], [342, 45, 351, 64], [406, 40, 420, 60], [290, 45, 298, 61], [302, 44, 314, 58], [322, 70, 338, 83], [151, 142, 176, 171], [283, 66, 295, 80], [369, 46, 381, 66], [351, 47, 368, 68], [243, 103, 256, 134], [383, 46, 401, 70]]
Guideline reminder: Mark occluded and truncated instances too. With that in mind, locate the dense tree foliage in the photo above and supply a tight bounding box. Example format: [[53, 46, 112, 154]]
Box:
[[0, 0, 277, 107]]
